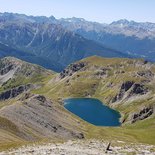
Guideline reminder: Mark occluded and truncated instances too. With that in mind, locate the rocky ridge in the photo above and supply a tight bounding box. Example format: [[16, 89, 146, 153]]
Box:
[[59, 62, 86, 79], [0, 57, 86, 149], [0, 93, 84, 141], [0, 57, 52, 90]]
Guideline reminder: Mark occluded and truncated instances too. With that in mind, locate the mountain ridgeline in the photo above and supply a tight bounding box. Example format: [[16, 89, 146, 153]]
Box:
[[0, 12, 129, 72], [1, 12, 154, 66], [59, 18, 155, 62], [0, 57, 84, 149]]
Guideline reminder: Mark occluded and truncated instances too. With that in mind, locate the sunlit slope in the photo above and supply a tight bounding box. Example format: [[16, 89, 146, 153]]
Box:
[[0, 57, 85, 151], [38, 56, 155, 144]]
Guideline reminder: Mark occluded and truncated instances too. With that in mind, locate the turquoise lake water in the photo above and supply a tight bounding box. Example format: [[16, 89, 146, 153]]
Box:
[[64, 98, 121, 126]]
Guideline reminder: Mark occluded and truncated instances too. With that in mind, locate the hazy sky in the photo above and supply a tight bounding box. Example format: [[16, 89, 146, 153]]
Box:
[[0, 0, 154, 23]]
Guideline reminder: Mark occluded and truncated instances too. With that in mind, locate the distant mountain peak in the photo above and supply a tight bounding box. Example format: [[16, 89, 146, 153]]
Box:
[[0, 12, 155, 71], [60, 17, 86, 23], [49, 15, 56, 20], [110, 19, 131, 26]]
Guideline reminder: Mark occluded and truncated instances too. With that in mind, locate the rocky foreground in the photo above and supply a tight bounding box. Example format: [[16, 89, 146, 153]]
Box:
[[1, 140, 155, 155]]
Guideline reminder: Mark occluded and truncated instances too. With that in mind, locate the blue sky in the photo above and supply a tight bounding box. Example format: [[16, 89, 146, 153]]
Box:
[[0, 0, 154, 23]]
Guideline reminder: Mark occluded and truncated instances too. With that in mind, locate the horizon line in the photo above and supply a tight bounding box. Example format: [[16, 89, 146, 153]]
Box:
[[0, 11, 155, 24]]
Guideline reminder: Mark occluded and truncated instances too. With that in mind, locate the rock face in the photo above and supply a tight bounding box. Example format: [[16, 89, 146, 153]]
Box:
[[0, 84, 33, 100], [112, 81, 148, 103], [129, 83, 148, 96], [114, 81, 134, 101], [137, 70, 154, 77], [131, 106, 154, 123], [0, 94, 84, 141], [0, 57, 52, 87], [121, 81, 134, 92], [0, 64, 14, 75], [0, 58, 19, 85], [59, 62, 86, 79]]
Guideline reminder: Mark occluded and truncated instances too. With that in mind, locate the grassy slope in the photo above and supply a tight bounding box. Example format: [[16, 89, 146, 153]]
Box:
[[33, 56, 155, 145], [0, 57, 56, 150], [0, 57, 55, 92], [0, 56, 155, 151]]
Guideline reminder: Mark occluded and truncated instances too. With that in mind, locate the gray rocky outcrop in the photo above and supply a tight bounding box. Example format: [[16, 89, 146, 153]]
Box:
[[59, 62, 86, 79], [94, 67, 110, 78], [71, 132, 84, 139], [0, 64, 15, 75], [0, 84, 33, 100], [129, 83, 148, 96], [130, 106, 154, 123], [137, 70, 154, 79], [112, 81, 148, 103]]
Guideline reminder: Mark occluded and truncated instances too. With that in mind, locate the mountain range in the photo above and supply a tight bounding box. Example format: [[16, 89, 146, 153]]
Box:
[[58, 18, 155, 62], [0, 12, 155, 72], [0, 12, 155, 153], [0, 12, 127, 72]]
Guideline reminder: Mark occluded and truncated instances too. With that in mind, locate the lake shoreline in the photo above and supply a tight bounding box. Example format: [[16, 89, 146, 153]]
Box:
[[64, 98, 121, 127]]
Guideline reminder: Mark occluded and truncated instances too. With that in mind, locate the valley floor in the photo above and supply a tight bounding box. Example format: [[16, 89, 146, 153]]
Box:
[[1, 139, 155, 155]]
